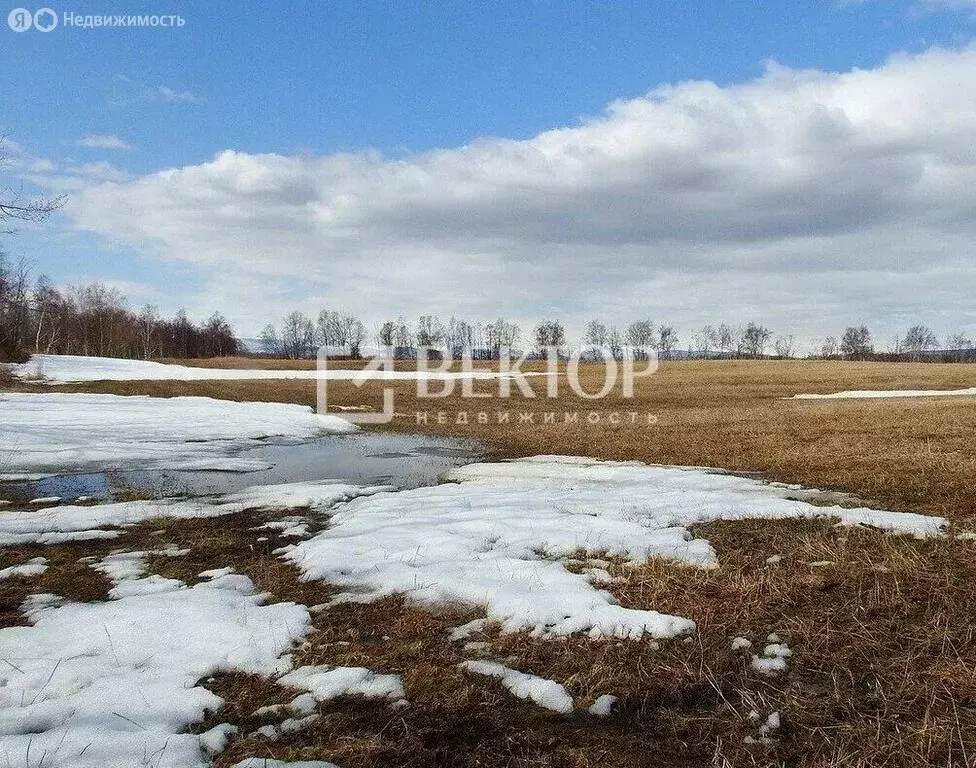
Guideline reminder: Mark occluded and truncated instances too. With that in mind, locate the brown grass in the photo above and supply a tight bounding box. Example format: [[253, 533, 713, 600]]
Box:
[[4, 360, 976, 766], [143, 514, 976, 767], [44, 360, 976, 524]]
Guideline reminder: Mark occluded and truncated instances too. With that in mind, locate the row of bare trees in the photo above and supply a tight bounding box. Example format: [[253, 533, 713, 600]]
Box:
[[0, 254, 237, 361], [259, 312, 975, 364], [260, 313, 688, 360], [818, 325, 974, 362]]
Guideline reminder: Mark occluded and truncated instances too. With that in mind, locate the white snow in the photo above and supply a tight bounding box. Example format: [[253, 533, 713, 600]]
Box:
[[27, 496, 61, 505], [14, 354, 550, 384], [0, 392, 355, 475], [93, 550, 187, 598], [160, 457, 275, 472], [791, 387, 976, 400], [588, 694, 618, 717], [460, 660, 574, 713], [199, 723, 238, 754], [0, 557, 48, 580], [751, 642, 792, 676], [279, 665, 405, 703], [745, 710, 782, 744], [0, 574, 311, 768], [224, 482, 389, 512], [0, 481, 373, 546], [730, 637, 753, 651], [287, 456, 945, 641]]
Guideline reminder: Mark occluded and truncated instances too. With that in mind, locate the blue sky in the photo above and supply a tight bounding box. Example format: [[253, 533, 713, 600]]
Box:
[[2, 1, 975, 346], [4, 1, 969, 164]]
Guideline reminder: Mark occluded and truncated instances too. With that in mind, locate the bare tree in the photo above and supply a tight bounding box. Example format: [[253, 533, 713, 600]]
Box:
[[774, 334, 796, 359], [280, 311, 316, 359], [739, 322, 773, 359], [316, 310, 344, 348], [606, 326, 623, 361], [584, 319, 608, 349], [416, 315, 445, 351], [819, 336, 839, 359], [534, 319, 566, 355], [377, 321, 395, 348], [485, 318, 520, 359], [32, 277, 65, 354], [0, 138, 66, 232], [0, 252, 32, 358], [840, 326, 873, 361], [693, 325, 718, 357], [138, 304, 159, 359], [717, 323, 735, 357], [343, 315, 366, 357], [393, 317, 414, 358], [900, 325, 939, 361], [446, 317, 474, 359], [657, 325, 678, 359], [259, 323, 282, 357], [626, 319, 655, 360], [944, 332, 973, 362]]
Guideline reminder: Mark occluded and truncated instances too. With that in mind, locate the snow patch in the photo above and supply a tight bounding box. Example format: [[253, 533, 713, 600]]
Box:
[[0, 481, 377, 546], [588, 694, 618, 717], [279, 665, 405, 703], [460, 660, 574, 714], [751, 642, 792, 676], [0, 392, 356, 476], [0, 557, 48, 580], [15, 354, 552, 384], [0, 575, 311, 768], [791, 387, 976, 400], [287, 456, 944, 641]]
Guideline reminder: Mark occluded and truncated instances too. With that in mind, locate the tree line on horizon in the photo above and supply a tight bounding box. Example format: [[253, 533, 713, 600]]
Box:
[[260, 310, 976, 363], [0, 253, 237, 362], [4, 256, 972, 365]]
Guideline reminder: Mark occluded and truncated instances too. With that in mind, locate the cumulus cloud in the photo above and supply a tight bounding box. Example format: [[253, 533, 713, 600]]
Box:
[[70, 46, 976, 344], [77, 134, 132, 150]]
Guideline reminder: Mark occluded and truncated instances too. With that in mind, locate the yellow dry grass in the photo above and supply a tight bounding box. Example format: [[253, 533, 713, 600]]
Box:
[[4, 358, 976, 766], [35, 359, 976, 523]]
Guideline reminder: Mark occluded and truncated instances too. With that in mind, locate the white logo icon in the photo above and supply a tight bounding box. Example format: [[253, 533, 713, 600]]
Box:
[[8, 7, 32, 31], [33, 7, 57, 31]]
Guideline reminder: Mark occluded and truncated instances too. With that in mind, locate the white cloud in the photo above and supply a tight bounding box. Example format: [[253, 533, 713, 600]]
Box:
[[29, 161, 131, 193], [77, 135, 133, 151], [70, 46, 976, 343]]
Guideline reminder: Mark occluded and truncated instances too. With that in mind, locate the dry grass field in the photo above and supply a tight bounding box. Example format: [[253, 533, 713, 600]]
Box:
[[39, 359, 976, 523], [4, 358, 976, 767]]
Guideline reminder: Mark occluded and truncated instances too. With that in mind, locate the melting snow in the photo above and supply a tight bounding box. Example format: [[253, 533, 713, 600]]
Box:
[[14, 354, 551, 384], [0, 574, 311, 768], [0, 392, 356, 475], [751, 641, 792, 676], [0, 482, 373, 546], [460, 660, 574, 714], [791, 387, 976, 400], [588, 694, 619, 717], [279, 665, 406, 703], [287, 456, 945, 640], [0, 557, 48, 580]]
